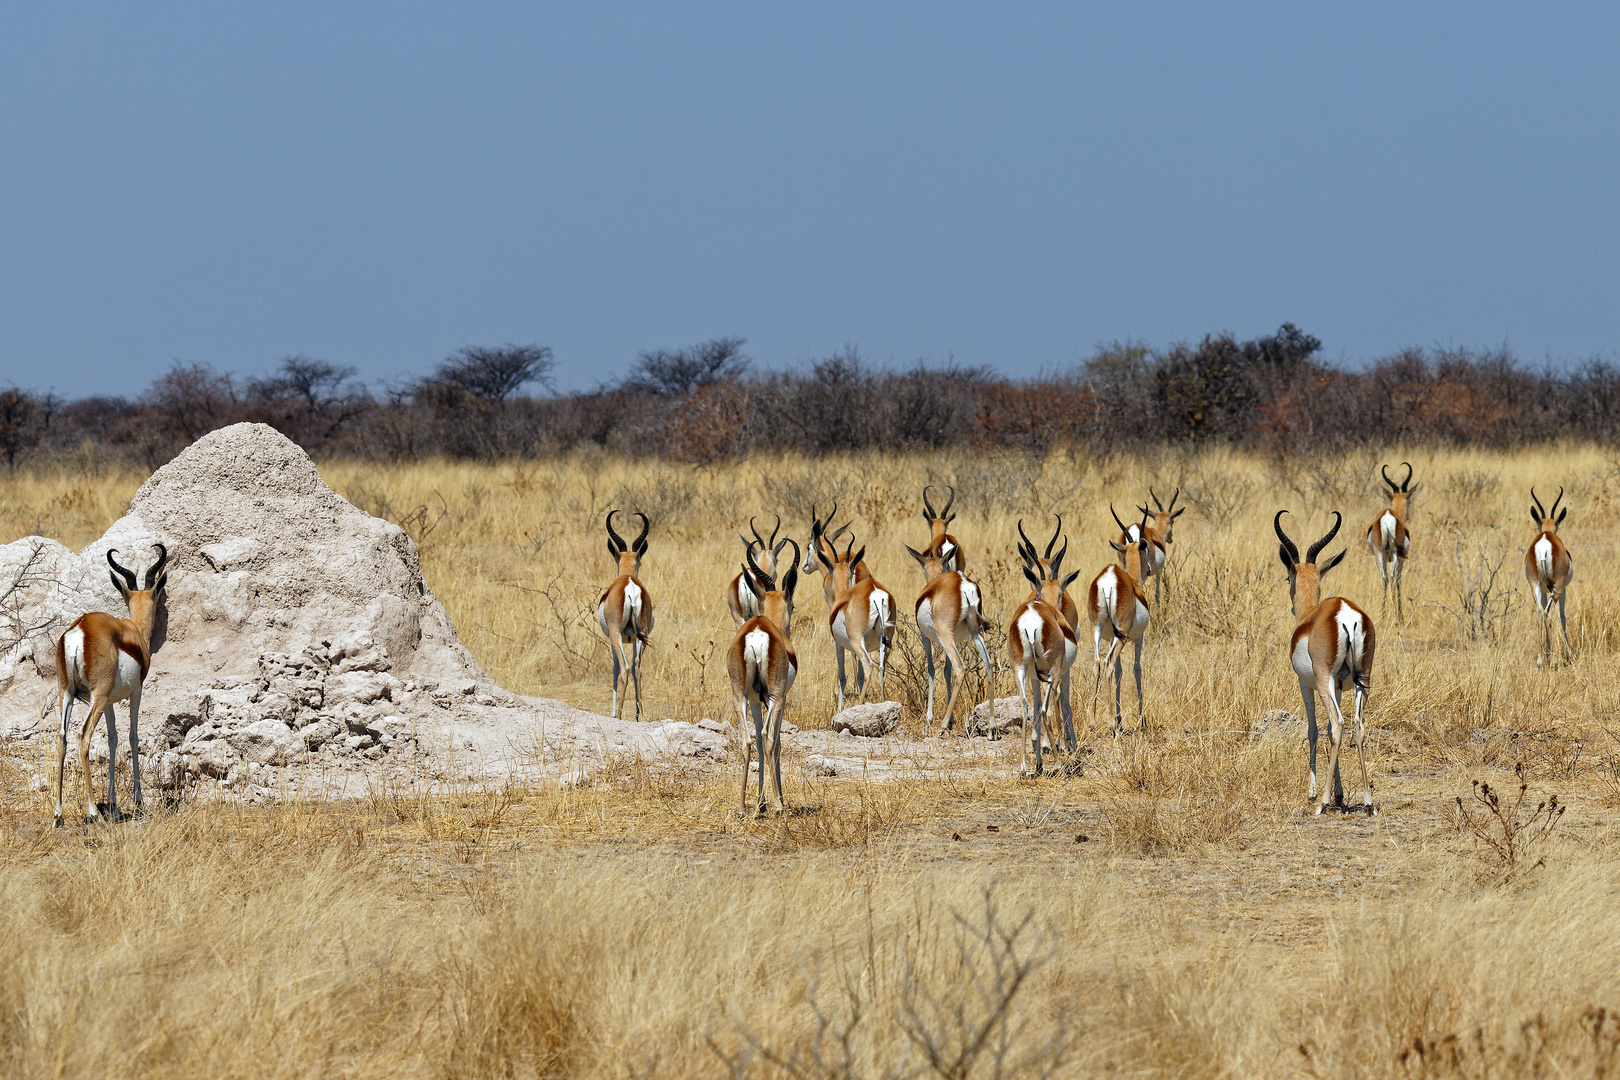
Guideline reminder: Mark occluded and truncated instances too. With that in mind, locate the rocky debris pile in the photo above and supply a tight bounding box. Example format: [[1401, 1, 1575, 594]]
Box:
[[0, 423, 719, 794], [831, 701, 901, 738], [968, 696, 1024, 737]]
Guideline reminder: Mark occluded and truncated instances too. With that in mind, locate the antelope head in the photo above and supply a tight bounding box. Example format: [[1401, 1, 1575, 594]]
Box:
[[1016, 516, 1066, 581], [107, 543, 169, 637], [1529, 486, 1567, 533], [1145, 487, 1185, 543], [744, 539, 800, 636], [1381, 462, 1419, 518], [605, 510, 650, 576], [1275, 510, 1345, 615], [921, 484, 957, 541]]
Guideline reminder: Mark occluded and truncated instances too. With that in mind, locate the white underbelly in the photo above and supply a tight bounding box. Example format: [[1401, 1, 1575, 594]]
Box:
[[1290, 636, 1314, 682], [62, 628, 142, 704]]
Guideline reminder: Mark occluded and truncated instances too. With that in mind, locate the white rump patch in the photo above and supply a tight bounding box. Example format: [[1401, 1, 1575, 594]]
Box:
[[960, 579, 980, 610], [1379, 511, 1397, 550], [1534, 536, 1554, 580], [1016, 607, 1045, 644], [743, 628, 770, 666], [869, 589, 891, 627]]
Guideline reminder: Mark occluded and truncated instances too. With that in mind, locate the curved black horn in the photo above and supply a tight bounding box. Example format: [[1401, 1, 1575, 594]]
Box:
[[605, 510, 626, 553], [1550, 486, 1565, 518], [942, 485, 956, 517], [768, 514, 781, 547], [145, 542, 168, 589], [106, 548, 137, 592], [1530, 486, 1545, 519], [1150, 487, 1164, 511], [782, 539, 801, 592], [1110, 504, 1130, 536], [922, 484, 937, 519], [632, 512, 650, 551], [1017, 519, 1036, 562], [1167, 487, 1180, 512], [1274, 511, 1300, 564], [745, 541, 774, 591], [1050, 536, 1069, 577], [1046, 515, 1062, 558], [1306, 512, 1343, 564], [1381, 464, 1397, 493], [1400, 462, 1414, 492]]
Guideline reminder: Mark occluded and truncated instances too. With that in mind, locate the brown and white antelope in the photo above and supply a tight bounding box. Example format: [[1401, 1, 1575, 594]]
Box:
[[55, 544, 168, 827], [1525, 486, 1574, 666], [1092, 507, 1153, 733], [1275, 510, 1377, 815], [801, 502, 870, 588], [1365, 463, 1417, 619], [1007, 569, 1077, 777], [920, 485, 964, 570], [597, 510, 653, 720], [1014, 518, 1082, 746], [819, 538, 896, 711], [727, 540, 801, 817], [1121, 487, 1183, 605], [905, 540, 993, 737], [727, 516, 792, 628]]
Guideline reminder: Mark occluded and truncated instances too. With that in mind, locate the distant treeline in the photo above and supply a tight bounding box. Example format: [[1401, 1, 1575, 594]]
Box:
[[5, 326, 1619, 467]]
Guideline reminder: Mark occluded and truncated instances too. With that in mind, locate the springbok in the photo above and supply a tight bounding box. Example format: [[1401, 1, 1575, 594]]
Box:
[[727, 516, 791, 628], [1092, 507, 1153, 733], [1007, 569, 1077, 777], [905, 540, 993, 737], [1525, 486, 1574, 666], [727, 540, 800, 817], [920, 485, 964, 570], [55, 544, 168, 826], [1123, 487, 1183, 605], [597, 510, 653, 720], [819, 538, 896, 711], [1275, 510, 1377, 815], [1366, 463, 1417, 619], [1016, 517, 1079, 632]]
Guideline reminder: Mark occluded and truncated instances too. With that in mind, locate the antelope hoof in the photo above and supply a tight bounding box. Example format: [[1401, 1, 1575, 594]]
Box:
[[53, 815, 64, 829]]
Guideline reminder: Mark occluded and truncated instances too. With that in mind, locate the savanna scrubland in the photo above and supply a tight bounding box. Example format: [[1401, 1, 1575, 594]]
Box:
[[1, 442, 1618, 1079]]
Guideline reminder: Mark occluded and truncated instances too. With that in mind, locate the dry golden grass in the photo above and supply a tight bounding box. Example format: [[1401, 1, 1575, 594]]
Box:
[[3, 442, 1620, 1076]]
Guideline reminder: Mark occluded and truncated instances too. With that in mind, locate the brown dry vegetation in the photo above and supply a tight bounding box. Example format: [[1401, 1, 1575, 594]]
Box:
[[2, 445, 1620, 1078]]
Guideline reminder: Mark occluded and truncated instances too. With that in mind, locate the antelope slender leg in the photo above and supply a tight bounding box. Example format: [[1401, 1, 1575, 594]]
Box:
[[767, 697, 786, 813], [1558, 590, 1571, 661], [920, 635, 937, 736], [938, 635, 969, 735], [630, 635, 644, 722], [833, 643, 847, 712], [54, 692, 72, 827], [103, 701, 119, 821], [1032, 675, 1049, 777], [1394, 554, 1406, 621], [78, 694, 104, 822], [1315, 675, 1349, 815], [875, 627, 889, 694], [971, 632, 993, 736], [1016, 665, 1033, 776], [750, 700, 767, 817], [735, 694, 753, 816], [854, 641, 876, 703], [608, 639, 623, 718], [1300, 678, 1319, 802], [1353, 684, 1372, 809], [1057, 666, 1075, 751], [1132, 636, 1145, 730], [1112, 643, 1124, 733], [128, 687, 143, 813]]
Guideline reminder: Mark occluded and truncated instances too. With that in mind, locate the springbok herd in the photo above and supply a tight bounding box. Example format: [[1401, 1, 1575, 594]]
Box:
[[595, 467, 1577, 819], [46, 466, 1575, 827]]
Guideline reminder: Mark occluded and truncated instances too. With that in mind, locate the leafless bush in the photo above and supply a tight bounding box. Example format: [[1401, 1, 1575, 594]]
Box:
[[714, 889, 1067, 1080], [0, 541, 59, 653], [1425, 539, 1521, 641], [1446, 763, 1566, 882]]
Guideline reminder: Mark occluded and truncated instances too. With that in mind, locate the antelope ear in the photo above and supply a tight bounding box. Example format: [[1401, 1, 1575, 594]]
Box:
[[1406, 483, 1420, 499], [940, 540, 956, 563], [154, 573, 168, 596], [1109, 540, 1126, 554], [741, 566, 766, 602], [1021, 565, 1041, 590], [1558, 507, 1568, 525], [1172, 507, 1186, 519], [1278, 544, 1295, 571], [852, 546, 866, 567], [1062, 569, 1082, 590], [1529, 506, 1540, 527], [1320, 549, 1346, 576], [817, 547, 835, 572], [782, 565, 799, 598], [905, 544, 927, 565]]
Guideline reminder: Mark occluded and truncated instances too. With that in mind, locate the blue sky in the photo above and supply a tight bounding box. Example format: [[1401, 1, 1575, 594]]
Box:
[[3, 3, 1617, 396]]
